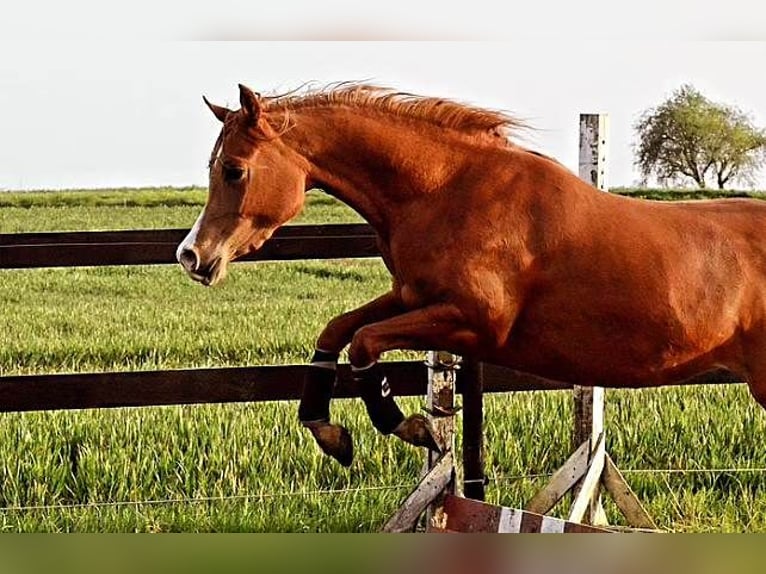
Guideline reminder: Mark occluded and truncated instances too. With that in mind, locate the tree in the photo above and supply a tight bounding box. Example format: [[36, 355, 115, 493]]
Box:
[[634, 84, 766, 189]]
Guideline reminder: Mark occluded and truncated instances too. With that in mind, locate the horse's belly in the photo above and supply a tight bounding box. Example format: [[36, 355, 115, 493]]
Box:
[[488, 233, 756, 387], [491, 309, 740, 388]]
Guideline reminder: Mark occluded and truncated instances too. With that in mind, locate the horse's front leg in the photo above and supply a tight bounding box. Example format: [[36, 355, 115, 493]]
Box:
[[299, 291, 404, 466], [347, 303, 482, 453]]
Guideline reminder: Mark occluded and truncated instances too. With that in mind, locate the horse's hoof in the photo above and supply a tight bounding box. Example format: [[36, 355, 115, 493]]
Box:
[[392, 414, 443, 453], [306, 423, 354, 467]]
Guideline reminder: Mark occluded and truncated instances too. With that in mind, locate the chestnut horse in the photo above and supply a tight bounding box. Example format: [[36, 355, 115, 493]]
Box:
[[178, 83, 766, 467]]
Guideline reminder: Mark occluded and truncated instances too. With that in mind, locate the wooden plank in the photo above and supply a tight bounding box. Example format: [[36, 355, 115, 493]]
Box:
[[473, 366, 741, 392], [0, 362, 744, 415], [0, 228, 187, 246], [525, 439, 591, 515], [568, 432, 606, 524], [442, 493, 501, 533], [460, 360, 485, 501], [477, 363, 571, 392], [578, 113, 610, 192], [443, 495, 611, 534], [573, 386, 604, 450], [0, 234, 379, 269], [0, 224, 374, 246], [0, 224, 379, 268], [423, 351, 458, 529], [382, 452, 454, 533], [572, 386, 606, 523], [0, 362, 425, 413], [602, 454, 658, 529]]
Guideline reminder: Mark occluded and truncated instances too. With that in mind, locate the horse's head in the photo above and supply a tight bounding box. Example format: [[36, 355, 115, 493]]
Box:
[[177, 84, 308, 286]]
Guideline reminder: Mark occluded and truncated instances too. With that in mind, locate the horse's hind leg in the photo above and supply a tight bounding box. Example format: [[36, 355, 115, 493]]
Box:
[[348, 303, 481, 452], [299, 292, 404, 466]]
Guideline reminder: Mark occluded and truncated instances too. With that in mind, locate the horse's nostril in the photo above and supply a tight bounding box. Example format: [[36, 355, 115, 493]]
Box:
[[179, 248, 200, 272]]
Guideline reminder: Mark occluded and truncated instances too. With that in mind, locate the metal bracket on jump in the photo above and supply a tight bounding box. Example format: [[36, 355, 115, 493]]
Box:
[[423, 351, 463, 372], [422, 404, 462, 417]]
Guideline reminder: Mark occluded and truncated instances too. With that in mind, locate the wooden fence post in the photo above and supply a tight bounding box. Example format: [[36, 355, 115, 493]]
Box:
[[572, 113, 610, 525], [461, 360, 485, 501], [423, 350, 458, 528], [578, 113, 610, 194]]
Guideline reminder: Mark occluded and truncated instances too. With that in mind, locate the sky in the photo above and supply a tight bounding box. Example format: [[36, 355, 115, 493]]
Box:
[[2, 6, 765, 191]]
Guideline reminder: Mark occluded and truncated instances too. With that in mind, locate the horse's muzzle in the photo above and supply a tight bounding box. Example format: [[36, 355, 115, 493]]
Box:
[[177, 247, 222, 286]]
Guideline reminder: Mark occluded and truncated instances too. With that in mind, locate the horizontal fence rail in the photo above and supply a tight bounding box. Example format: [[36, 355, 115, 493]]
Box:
[[0, 223, 379, 269], [0, 362, 574, 413], [0, 363, 742, 415]]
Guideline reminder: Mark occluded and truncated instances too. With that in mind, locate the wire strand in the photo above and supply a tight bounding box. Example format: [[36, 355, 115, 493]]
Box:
[[2, 467, 764, 514], [0, 483, 412, 513]]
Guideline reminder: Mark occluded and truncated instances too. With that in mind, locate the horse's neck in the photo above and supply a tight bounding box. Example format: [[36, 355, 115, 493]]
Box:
[[285, 110, 478, 233]]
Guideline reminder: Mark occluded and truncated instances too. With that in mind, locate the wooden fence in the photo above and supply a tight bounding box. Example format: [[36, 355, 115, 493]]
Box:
[[0, 223, 741, 505]]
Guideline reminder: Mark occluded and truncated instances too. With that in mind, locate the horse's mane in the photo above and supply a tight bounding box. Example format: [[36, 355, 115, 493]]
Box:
[[262, 82, 530, 141]]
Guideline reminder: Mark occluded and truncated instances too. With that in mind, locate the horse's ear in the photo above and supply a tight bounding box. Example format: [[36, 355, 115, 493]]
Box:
[[203, 96, 230, 123], [238, 83, 262, 124]]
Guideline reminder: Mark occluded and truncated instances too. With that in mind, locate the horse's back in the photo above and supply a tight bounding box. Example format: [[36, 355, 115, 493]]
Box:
[[661, 197, 766, 269], [667, 196, 766, 222]]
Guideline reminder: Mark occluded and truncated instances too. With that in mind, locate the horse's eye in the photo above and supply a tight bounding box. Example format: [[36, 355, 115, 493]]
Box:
[[222, 165, 246, 182]]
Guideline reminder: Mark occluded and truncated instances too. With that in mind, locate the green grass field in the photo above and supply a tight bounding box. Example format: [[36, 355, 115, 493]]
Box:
[[1, 187, 766, 532]]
